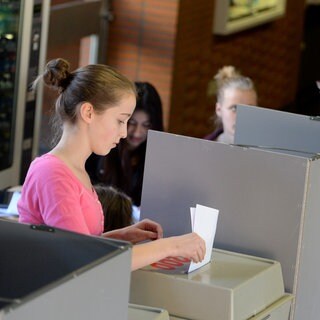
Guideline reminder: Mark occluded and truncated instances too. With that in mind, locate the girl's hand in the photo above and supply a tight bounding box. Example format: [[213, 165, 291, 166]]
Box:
[[130, 232, 206, 271], [122, 219, 163, 244], [103, 218, 163, 244], [169, 232, 206, 263]]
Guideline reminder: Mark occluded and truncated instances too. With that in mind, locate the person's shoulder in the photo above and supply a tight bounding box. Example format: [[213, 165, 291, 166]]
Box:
[[26, 154, 82, 193], [30, 153, 65, 170], [204, 128, 223, 141], [29, 154, 73, 180], [22, 154, 65, 191]]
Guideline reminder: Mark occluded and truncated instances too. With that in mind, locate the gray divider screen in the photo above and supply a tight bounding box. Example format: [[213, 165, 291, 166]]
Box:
[[140, 130, 309, 292], [0, 220, 131, 319], [234, 104, 320, 156]]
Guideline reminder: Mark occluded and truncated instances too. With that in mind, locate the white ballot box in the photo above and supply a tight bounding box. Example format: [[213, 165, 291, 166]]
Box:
[[128, 304, 170, 320], [130, 249, 293, 320], [0, 220, 132, 320]]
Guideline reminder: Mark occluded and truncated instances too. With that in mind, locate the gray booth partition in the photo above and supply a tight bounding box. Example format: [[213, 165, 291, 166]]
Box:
[[0, 220, 131, 320], [234, 104, 320, 156], [140, 130, 320, 320]]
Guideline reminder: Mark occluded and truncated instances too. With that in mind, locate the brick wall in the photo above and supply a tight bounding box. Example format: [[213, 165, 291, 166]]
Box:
[[47, 0, 306, 137], [107, 0, 178, 129], [108, 0, 306, 137]]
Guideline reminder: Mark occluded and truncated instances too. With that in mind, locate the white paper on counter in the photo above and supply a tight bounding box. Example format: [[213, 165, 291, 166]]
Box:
[[7, 191, 21, 215], [188, 204, 219, 273]]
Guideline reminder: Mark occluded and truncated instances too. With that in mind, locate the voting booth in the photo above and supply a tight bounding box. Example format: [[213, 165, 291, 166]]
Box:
[[234, 104, 320, 156], [0, 220, 132, 320], [234, 105, 320, 320], [137, 130, 320, 320], [131, 249, 293, 320]]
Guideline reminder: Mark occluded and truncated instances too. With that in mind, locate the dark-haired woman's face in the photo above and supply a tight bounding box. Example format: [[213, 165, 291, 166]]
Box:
[[126, 110, 151, 149]]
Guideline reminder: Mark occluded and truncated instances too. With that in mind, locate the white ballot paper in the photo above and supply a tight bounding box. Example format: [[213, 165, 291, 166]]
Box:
[[147, 204, 219, 274], [189, 204, 219, 272]]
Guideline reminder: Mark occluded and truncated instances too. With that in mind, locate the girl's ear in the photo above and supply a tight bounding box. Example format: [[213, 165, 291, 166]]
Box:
[[80, 102, 94, 123], [215, 102, 222, 118]]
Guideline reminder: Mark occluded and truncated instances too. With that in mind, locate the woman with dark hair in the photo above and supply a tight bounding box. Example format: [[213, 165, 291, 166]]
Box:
[[86, 82, 164, 207]]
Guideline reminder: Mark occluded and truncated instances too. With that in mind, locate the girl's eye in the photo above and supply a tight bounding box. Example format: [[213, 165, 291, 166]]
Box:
[[118, 120, 125, 124], [230, 105, 237, 112], [128, 119, 137, 126], [143, 123, 152, 129]]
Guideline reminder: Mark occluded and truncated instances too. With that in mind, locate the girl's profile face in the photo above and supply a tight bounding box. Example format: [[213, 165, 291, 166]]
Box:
[[126, 110, 151, 149], [216, 88, 257, 139], [89, 93, 136, 155]]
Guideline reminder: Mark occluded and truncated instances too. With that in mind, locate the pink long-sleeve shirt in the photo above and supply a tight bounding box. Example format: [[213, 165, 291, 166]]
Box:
[[18, 154, 104, 236]]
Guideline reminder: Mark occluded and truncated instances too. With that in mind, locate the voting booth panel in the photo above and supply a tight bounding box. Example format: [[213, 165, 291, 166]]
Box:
[[140, 131, 309, 292], [234, 104, 320, 156], [234, 105, 320, 320], [140, 131, 320, 320], [0, 220, 132, 320], [130, 249, 291, 320]]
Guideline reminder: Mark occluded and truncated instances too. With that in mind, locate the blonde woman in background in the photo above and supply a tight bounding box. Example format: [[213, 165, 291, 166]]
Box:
[[205, 66, 257, 144]]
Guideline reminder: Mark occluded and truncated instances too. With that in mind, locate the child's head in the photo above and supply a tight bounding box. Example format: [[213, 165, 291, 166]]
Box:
[[94, 184, 133, 232], [36, 58, 137, 150]]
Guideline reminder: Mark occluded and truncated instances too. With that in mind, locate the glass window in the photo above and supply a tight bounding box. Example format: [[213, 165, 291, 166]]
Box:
[[0, 2, 20, 170]]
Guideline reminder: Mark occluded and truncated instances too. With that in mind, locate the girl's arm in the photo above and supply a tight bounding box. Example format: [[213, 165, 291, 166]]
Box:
[[131, 232, 205, 271], [103, 218, 205, 271]]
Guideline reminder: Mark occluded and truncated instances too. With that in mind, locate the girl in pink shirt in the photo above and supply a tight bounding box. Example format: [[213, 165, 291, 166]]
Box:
[[18, 58, 205, 270], [19, 154, 104, 236]]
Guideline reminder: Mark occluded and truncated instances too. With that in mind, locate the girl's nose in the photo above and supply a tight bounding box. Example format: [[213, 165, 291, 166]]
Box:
[[121, 125, 128, 139]]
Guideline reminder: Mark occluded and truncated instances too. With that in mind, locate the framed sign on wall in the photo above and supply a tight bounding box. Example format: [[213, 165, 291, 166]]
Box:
[[213, 0, 287, 35]]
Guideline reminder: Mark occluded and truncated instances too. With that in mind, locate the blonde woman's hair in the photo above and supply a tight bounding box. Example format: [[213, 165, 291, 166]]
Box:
[[212, 65, 255, 104], [207, 66, 256, 128]]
